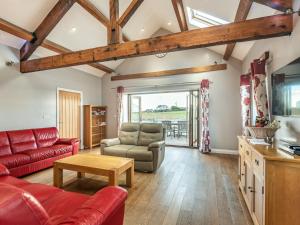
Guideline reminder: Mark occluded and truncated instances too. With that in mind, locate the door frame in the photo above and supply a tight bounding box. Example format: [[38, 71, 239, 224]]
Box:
[[56, 88, 83, 149], [127, 90, 199, 148]]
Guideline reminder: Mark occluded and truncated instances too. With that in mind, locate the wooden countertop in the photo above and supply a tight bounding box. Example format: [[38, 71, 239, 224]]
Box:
[[238, 136, 300, 163]]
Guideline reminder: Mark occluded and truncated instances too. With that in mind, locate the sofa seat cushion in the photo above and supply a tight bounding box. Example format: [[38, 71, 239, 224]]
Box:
[[43, 191, 89, 224], [103, 145, 134, 157], [21, 183, 62, 204], [52, 145, 73, 155], [23, 148, 55, 162], [127, 146, 153, 162], [0, 154, 31, 169], [0, 132, 12, 157], [0, 176, 29, 188]]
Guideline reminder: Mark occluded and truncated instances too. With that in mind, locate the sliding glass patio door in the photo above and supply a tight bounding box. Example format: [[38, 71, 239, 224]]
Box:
[[128, 91, 199, 148]]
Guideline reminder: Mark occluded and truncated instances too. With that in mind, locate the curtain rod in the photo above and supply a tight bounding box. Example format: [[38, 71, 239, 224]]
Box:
[[111, 81, 213, 90]]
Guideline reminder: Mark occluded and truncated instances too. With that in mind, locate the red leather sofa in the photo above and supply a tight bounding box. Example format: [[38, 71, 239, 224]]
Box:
[[0, 127, 79, 177], [0, 164, 127, 225]]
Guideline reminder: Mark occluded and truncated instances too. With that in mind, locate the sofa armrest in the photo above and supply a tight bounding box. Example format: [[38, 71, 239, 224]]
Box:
[[55, 138, 80, 155], [0, 164, 9, 177], [148, 141, 165, 149], [101, 138, 120, 147], [58, 186, 127, 225]]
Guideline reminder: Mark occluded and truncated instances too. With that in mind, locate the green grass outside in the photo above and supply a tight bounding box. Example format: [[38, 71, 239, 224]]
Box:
[[132, 111, 187, 122]]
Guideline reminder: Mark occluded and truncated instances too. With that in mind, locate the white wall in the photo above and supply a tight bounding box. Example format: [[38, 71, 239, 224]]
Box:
[[102, 48, 242, 150], [0, 45, 102, 131], [242, 0, 300, 143]]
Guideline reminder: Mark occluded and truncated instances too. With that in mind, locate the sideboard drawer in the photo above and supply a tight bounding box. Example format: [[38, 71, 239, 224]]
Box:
[[252, 149, 264, 177]]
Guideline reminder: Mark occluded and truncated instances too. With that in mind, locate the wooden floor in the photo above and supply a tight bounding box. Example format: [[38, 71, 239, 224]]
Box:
[[23, 147, 253, 225]]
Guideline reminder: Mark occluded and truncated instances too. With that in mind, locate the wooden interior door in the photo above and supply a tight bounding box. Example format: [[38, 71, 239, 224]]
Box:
[[58, 90, 81, 141]]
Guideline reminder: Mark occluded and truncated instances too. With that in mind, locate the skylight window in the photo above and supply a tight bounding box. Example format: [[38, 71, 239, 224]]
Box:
[[187, 7, 229, 28]]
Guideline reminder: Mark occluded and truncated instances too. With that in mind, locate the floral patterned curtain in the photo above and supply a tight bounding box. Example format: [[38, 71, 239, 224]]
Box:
[[251, 59, 270, 123], [200, 79, 211, 153], [240, 74, 251, 134], [117, 86, 124, 134]]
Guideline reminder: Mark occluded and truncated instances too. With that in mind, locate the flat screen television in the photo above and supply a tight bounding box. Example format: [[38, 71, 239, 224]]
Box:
[[272, 57, 300, 116]]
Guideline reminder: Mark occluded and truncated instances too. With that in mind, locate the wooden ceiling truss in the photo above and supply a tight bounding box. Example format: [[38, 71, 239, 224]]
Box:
[[0, 0, 295, 75]]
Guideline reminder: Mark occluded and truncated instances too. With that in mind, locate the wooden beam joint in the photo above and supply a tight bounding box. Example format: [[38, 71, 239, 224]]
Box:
[[20, 0, 76, 61]]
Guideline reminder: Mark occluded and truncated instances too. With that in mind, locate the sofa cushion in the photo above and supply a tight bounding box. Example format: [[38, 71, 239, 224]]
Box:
[[0, 183, 50, 225], [43, 191, 89, 224], [138, 123, 163, 146], [103, 145, 134, 157], [127, 146, 153, 162], [51, 145, 73, 155], [7, 130, 37, 154], [119, 123, 140, 145], [0, 132, 12, 157], [0, 176, 29, 188], [0, 154, 31, 169], [21, 183, 62, 204], [33, 127, 59, 148], [23, 148, 55, 162], [119, 131, 139, 145]]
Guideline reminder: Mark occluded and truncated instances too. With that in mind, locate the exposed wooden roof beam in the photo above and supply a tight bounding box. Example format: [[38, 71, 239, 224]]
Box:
[[41, 40, 114, 73], [76, 0, 129, 42], [108, 0, 120, 45], [20, 0, 76, 61], [20, 14, 293, 73], [0, 18, 114, 73], [252, 0, 292, 12], [76, 0, 109, 27], [0, 18, 33, 41], [111, 64, 227, 81], [171, 0, 188, 31], [223, 0, 253, 60], [118, 0, 144, 28]]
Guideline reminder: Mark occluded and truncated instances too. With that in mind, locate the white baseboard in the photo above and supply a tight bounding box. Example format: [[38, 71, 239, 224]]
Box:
[[211, 148, 239, 155]]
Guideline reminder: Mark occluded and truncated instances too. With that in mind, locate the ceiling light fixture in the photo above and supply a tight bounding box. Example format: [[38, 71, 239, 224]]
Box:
[[141, 28, 145, 32], [70, 27, 77, 33], [167, 21, 172, 26], [155, 52, 167, 59]]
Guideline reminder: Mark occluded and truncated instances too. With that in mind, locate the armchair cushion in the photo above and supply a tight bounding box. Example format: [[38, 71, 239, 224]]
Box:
[[101, 138, 120, 147]]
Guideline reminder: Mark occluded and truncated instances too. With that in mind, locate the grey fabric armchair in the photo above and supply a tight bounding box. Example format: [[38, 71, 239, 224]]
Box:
[[101, 123, 165, 172]]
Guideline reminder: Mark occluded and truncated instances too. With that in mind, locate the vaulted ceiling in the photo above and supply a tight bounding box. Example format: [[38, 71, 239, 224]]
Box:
[[0, 0, 277, 77]]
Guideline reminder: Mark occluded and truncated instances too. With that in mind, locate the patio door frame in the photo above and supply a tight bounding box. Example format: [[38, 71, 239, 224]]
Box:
[[127, 90, 199, 148]]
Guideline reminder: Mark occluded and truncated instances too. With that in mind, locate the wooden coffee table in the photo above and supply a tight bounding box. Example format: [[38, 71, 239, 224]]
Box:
[[53, 154, 134, 188]]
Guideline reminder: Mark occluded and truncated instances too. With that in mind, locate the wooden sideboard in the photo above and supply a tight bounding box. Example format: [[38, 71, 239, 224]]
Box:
[[238, 136, 300, 225]]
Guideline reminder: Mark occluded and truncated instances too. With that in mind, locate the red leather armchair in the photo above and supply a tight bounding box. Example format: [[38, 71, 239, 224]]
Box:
[[0, 127, 79, 177], [0, 164, 127, 225]]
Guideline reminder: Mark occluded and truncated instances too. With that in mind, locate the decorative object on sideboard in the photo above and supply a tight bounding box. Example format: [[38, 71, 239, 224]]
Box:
[[246, 120, 280, 144]]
